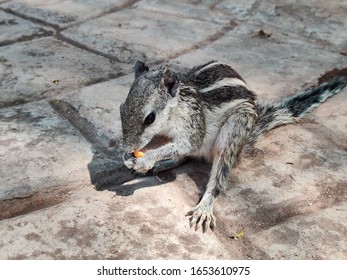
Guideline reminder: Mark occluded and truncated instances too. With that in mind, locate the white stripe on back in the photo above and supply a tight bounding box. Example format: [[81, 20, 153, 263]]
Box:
[[199, 78, 249, 92], [194, 62, 224, 75]]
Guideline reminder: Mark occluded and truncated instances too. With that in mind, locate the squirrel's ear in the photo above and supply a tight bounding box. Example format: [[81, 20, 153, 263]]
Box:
[[134, 61, 149, 78], [163, 67, 179, 97]]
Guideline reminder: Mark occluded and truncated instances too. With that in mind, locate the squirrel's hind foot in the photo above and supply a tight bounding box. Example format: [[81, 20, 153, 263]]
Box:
[[186, 202, 216, 233]]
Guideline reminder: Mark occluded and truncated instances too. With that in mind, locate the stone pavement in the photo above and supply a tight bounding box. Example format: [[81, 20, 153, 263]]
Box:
[[0, 0, 346, 259]]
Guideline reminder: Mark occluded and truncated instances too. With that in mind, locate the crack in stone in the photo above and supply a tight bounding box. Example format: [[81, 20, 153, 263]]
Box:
[[0, 185, 75, 220]]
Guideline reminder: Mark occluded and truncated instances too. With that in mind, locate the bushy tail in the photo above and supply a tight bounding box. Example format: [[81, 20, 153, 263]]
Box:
[[253, 75, 347, 137]]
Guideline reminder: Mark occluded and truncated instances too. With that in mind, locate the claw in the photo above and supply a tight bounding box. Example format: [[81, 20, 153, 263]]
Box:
[[196, 213, 206, 231], [186, 207, 195, 217], [210, 215, 216, 231], [190, 212, 200, 229], [185, 210, 194, 217], [186, 204, 216, 233], [202, 215, 211, 233], [189, 217, 194, 229]]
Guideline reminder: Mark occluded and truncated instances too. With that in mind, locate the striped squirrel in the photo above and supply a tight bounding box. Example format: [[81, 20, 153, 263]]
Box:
[[120, 60, 347, 232]]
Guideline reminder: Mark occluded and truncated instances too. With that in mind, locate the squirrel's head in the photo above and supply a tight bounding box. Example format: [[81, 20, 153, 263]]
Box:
[[120, 61, 180, 152]]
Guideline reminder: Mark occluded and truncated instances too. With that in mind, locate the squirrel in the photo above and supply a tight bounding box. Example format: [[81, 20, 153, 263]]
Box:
[[120, 60, 347, 233]]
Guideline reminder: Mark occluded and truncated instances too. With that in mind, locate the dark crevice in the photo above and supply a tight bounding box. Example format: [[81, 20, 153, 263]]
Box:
[[318, 67, 347, 84], [1, 0, 235, 70], [0, 185, 76, 220], [0, 28, 55, 47], [58, 0, 141, 32], [165, 20, 238, 62], [0, 71, 127, 109], [54, 33, 123, 63], [49, 100, 110, 151], [0, 0, 140, 48], [0, 7, 60, 30], [49, 100, 135, 191], [245, 180, 347, 234], [0, 0, 140, 32], [83, 72, 128, 86]]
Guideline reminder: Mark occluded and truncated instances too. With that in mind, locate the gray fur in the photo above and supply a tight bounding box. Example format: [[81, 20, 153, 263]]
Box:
[[120, 60, 347, 232]]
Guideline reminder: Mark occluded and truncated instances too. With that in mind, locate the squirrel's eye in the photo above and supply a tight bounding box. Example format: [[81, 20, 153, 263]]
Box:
[[144, 112, 156, 125]]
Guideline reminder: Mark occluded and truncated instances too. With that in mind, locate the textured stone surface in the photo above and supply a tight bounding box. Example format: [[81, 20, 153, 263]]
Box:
[[0, 10, 54, 46], [61, 7, 227, 63], [136, 0, 232, 25], [217, 0, 347, 53], [247, 201, 347, 259], [0, 0, 130, 28], [216, 0, 258, 19], [0, 37, 126, 107], [58, 75, 133, 142], [0, 0, 346, 260], [249, 0, 347, 53], [0, 178, 239, 259], [0, 101, 93, 200]]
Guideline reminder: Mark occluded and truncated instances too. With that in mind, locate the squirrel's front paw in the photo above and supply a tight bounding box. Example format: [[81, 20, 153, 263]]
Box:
[[123, 153, 136, 169], [132, 156, 155, 175], [186, 202, 216, 233]]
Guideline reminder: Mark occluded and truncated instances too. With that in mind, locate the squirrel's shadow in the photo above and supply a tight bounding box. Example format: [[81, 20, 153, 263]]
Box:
[[87, 146, 210, 197]]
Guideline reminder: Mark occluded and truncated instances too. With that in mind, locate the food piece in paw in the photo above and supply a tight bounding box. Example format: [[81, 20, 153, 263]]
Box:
[[133, 150, 144, 158]]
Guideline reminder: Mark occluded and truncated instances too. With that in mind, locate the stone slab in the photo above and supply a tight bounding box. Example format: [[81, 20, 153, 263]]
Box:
[[216, 0, 258, 20], [61, 7, 226, 63], [58, 75, 133, 143], [136, 0, 232, 25], [0, 9, 54, 46], [217, 0, 347, 53], [0, 100, 93, 200], [0, 0, 130, 28], [247, 0, 347, 53], [0, 37, 128, 107], [0, 178, 240, 259], [247, 201, 347, 259]]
